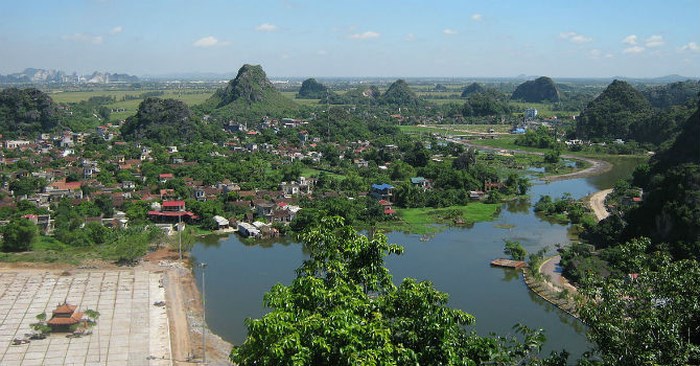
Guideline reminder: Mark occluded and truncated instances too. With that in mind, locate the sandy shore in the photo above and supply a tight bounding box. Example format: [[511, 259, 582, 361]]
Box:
[[588, 188, 613, 221], [545, 155, 612, 182], [144, 248, 233, 366]]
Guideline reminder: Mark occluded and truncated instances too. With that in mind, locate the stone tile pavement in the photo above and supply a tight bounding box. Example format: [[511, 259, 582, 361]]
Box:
[[0, 269, 171, 365]]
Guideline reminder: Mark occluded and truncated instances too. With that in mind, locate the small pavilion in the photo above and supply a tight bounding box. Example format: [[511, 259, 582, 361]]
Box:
[[47, 302, 84, 332]]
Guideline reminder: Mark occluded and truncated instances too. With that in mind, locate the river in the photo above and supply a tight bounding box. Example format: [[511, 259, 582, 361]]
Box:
[[191, 156, 644, 358]]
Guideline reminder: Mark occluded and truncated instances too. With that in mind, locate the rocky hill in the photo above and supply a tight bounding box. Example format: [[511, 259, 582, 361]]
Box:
[[202, 64, 298, 120], [121, 97, 217, 144], [511, 76, 560, 102], [641, 80, 700, 109], [327, 85, 380, 105], [461, 83, 485, 97], [0, 88, 60, 137], [622, 100, 700, 258], [462, 90, 511, 117], [0, 68, 138, 84], [297, 78, 330, 99], [575, 80, 651, 140], [380, 79, 423, 107]]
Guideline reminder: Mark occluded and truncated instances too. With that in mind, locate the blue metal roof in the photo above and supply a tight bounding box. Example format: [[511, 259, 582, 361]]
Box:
[[371, 183, 394, 190]]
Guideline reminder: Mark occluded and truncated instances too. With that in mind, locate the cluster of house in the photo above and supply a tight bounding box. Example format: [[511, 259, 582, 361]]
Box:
[[0, 113, 493, 241]]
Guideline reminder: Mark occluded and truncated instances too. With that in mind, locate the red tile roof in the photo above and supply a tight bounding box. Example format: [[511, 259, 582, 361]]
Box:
[[48, 311, 83, 326], [162, 200, 185, 207], [52, 303, 77, 315], [50, 180, 82, 191]]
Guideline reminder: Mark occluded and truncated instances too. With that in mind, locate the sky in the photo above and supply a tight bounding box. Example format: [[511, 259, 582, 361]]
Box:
[[1, 0, 699, 78]]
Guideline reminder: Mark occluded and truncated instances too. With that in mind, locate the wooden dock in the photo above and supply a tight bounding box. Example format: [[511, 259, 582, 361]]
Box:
[[490, 258, 527, 269]]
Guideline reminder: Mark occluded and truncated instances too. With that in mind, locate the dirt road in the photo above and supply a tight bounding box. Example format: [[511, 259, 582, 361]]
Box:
[[147, 248, 233, 366], [455, 139, 612, 182], [539, 255, 577, 294], [163, 267, 193, 365], [589, 188, 613, 221]]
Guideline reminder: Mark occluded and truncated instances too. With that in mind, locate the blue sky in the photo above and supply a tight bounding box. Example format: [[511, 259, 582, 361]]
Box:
[[1, 0, 699, 78]]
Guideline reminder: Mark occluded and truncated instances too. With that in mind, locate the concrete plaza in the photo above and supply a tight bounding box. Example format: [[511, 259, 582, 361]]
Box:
[[0, 269, 171, 365]]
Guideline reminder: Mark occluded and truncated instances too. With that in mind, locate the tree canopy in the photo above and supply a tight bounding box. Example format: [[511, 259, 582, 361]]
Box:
[[0, 88, 59, 137], [121, 97, 218, 145], [511, 77, 560, 103], [575, 80, 652, 141], [231, 217, 563, 365]]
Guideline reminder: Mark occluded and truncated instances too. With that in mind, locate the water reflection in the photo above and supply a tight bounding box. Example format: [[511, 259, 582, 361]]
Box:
[[505, 197, 530, 213], [191, 156, 645, 359]]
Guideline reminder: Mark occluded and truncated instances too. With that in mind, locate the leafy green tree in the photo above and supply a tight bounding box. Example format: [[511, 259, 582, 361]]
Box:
[[504, 240, 527, 261], [580, 259, 700, 365], [452, 147, 478, 170], [94, 194, 114, 218], [543, 150, 560, 164], [9, 176, 44, 197], [231, 217, 559, 365], [30, 312, 51, 339], [1, 217, 38, 252]]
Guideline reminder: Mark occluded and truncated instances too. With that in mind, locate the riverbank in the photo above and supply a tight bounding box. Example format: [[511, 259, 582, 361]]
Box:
[[144, 248, 233, 365], [545, 155, 612, 182], [457, 139, 614, 182], [522, 256, 580, 319], [588, 189, 613, 221]]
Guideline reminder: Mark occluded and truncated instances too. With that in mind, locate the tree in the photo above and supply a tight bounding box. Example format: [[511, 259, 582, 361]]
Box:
[[9, 176, 43, 197], [1, 217, 38, 252], [94, 194, 115, 218], [543, 149, 560, 164], [452, 147, 478, 170], [231, 217, 558, 365], [29, 312, 51, 339], [504, 240, 527, 261], [580, 259, 700, 365], [84, 309, 100, 326]]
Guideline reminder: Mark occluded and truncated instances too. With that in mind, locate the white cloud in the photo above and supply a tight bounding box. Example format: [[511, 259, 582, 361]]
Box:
[[471, 13, 483, 21], [109, 26, 123, 35], [645, 35, 664, 48], [622, 34, 638, 45], [62, 33, 103, 45], [559, 31, 591, 44], [589, 49, 613, 59], [443, 29, 458, 35], [255, 23, 278, 32], [193, 36, 229, 47], [317, 50, 328, 56], [623, 46, 645, 54], [405, 33, 415, 41], [349, 31, 380, 40], [680, 42, 699, 52]]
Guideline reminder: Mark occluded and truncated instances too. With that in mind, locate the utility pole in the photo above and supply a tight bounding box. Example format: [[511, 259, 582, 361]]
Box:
[[178, 213, 182, 261], [200, 262, 207, 364]]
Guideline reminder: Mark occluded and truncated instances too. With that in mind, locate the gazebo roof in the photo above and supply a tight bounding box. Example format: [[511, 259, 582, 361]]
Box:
[[52, 303, 77, 315], [48, 311, 83, 326]]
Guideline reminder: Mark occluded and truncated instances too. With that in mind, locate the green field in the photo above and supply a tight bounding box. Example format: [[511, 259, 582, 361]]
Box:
[[399, 123, 513, 136], [383, 203, 501, 234], [280, 91, 320, 106], [49, 89, 216, 122]]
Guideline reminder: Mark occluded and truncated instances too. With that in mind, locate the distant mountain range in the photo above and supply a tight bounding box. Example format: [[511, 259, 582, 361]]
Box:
[[0, 68, 138, 84]]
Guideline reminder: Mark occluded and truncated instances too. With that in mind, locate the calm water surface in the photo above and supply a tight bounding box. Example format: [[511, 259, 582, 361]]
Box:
[[191, 156, 644, 357]]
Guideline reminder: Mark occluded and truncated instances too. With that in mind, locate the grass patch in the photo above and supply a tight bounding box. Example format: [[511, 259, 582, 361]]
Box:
[[0, 237, 96, 265], [400, 124, 513, 136], [280, 92, 321, 106], [384, 203, 501, 234]]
